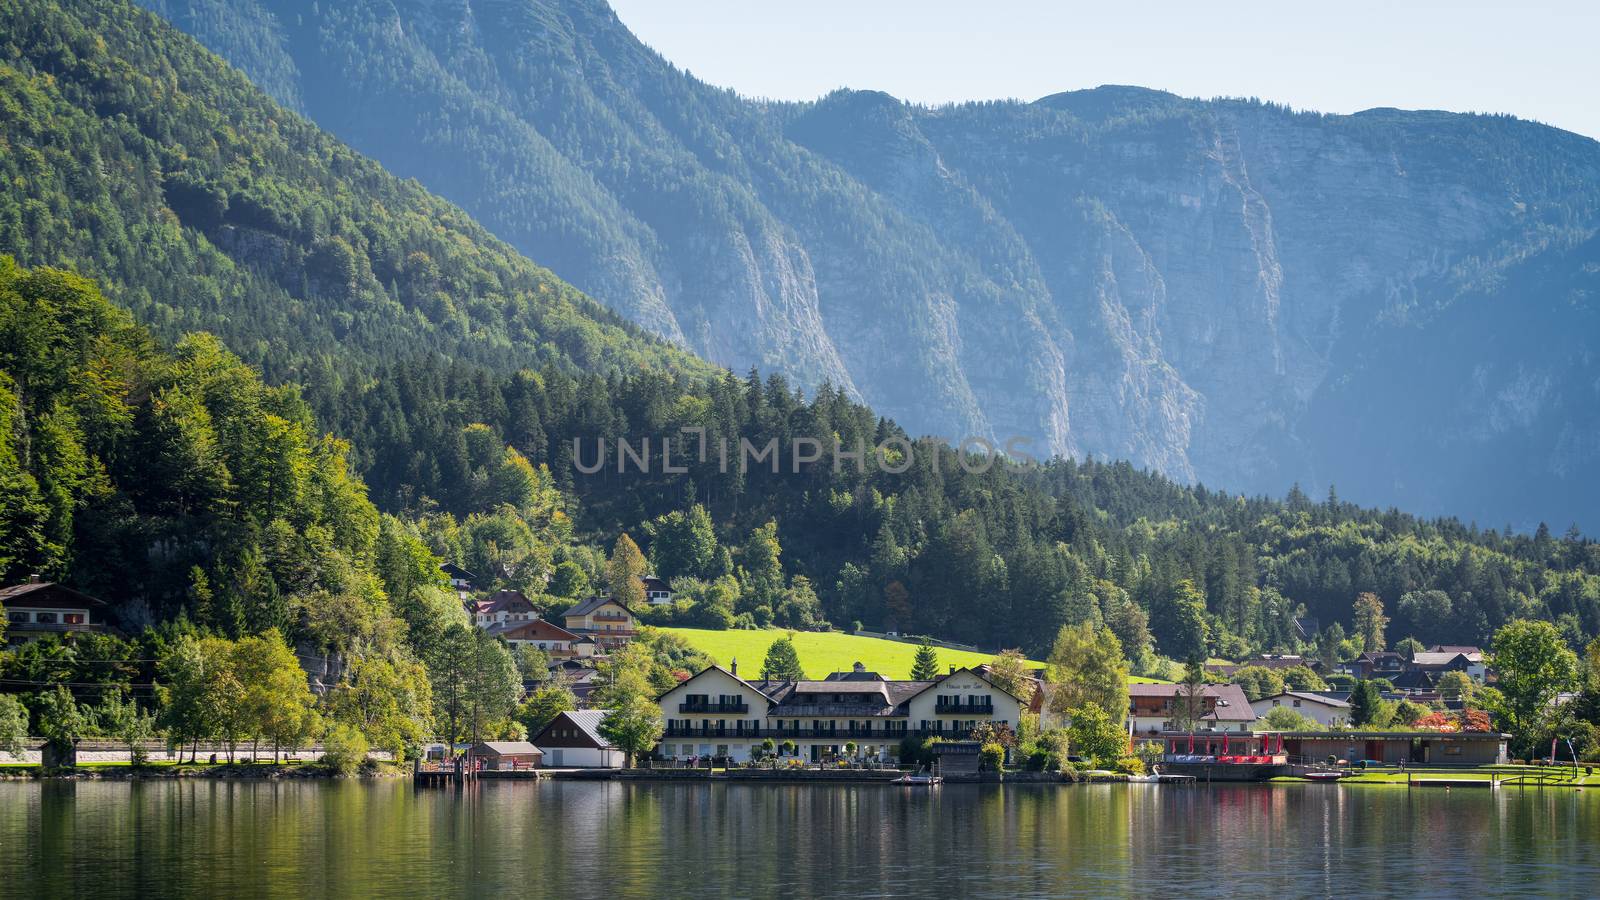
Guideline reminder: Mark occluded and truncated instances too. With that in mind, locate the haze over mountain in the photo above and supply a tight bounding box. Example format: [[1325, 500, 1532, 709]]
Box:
[[139, 0, 1600, 529]]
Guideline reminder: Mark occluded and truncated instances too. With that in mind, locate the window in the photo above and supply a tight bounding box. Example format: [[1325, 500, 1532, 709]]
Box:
[[1292, 699, 1302, 708], [34, 612, 57, 625], [6, 611, 27, 624], [63, 613, 84, 625]]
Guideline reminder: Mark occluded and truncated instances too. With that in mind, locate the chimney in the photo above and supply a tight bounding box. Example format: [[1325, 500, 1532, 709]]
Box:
[[949, 664, 957, 674], [28, 574, 43, 584], [730, 658, 737, 676], [852, 661, 865, 673]]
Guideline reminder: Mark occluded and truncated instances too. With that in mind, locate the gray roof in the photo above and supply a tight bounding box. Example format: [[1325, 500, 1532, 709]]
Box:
[[1261, 691, 1351, 709], [559, 709, 617, 749], [1129, 682, 1256, 721], [473, 741, 541, 756], [562, 596, 630, 618]]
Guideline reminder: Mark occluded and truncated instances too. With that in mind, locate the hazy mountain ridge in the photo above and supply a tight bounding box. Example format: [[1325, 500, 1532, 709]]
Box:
[[138, 0, 1600, 527]]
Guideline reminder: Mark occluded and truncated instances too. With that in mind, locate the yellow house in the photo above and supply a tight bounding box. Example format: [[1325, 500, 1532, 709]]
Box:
[[561, 596, 636, 651]]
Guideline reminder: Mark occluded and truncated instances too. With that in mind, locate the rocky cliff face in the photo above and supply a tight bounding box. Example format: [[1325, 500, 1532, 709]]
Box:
[[138, 0, 1600, 527]]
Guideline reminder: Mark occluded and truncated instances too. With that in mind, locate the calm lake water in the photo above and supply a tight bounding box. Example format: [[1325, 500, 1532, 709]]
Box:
[[2, 779, 1599, 898]]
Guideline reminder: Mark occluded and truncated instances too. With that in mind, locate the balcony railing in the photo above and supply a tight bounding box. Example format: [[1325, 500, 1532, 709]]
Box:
[[679, 701, 749, 714], [934, 701, 994, 715], [664, 725, 764, 738]]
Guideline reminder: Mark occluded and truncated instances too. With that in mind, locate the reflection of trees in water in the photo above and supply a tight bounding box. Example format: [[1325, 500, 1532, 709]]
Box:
[[9, 781, 1600, 894]]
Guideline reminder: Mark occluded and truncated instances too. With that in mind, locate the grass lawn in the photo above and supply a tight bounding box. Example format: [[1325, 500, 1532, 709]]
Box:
[[659, 627, 1165, 682]]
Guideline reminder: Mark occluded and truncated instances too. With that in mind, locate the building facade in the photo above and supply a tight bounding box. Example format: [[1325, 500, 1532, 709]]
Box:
[[1250, 691, 1351, 728], [561, 597, 637, 651], [1, 580, 117, 645], [1127, 683, 1255, 735], [655, 663, 1026, 763]]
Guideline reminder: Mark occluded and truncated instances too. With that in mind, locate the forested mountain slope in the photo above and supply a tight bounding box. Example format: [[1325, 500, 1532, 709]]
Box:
[[2, 0, 1598, 666], [0, 0, 710, 392], [134, 0, 1600, 528]]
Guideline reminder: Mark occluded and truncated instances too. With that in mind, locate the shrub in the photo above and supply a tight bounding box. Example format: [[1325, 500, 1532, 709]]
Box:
[[321, 724, 370, 775], [1115, 757, 1146, 776], [979, 742, 1005, 772]]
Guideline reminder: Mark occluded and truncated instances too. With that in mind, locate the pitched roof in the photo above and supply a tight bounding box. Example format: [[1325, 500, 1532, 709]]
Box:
[[555, 709, 616, 749], [490, 618, 579, 642], [1259, 691, 1351, 709], [1410, 651, 1473, 667], [898, 667, 1030, 705], [562, 596, 631, 618], [440, 563, 479, 581], [473, 741, 541, 756], [1128, 682, 1255, 721], [656, 664, 776, 704], [482, 589, 536, 614], [0, 581, 109, 609]]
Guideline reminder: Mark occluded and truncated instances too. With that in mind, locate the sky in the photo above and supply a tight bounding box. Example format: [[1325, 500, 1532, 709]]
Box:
[[608, 1, 1600, 140]]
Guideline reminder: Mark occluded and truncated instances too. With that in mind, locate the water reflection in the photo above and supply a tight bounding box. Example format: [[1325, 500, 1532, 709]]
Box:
[[2, 781, 1598, 897]]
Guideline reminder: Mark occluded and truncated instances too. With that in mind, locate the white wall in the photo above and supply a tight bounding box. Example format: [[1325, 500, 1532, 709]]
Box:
[[1249, 694, 1348, 728]]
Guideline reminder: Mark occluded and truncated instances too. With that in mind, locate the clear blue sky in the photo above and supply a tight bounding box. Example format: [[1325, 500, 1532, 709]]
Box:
[[609, 0, 1600, 140]]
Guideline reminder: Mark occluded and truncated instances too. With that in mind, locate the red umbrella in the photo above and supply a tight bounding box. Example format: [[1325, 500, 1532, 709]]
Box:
[[1223, 732, 1230, 754], [1188, 732, 1194, 754]]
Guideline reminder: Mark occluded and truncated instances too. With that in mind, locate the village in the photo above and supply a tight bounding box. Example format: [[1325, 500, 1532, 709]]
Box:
[[1, 567, 1588, 789]]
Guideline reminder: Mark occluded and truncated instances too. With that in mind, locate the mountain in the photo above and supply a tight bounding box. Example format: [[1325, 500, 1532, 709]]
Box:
[[132, 0, 1600, 530], [2, 0, 1599, 663], [0, 0, 709, 394]]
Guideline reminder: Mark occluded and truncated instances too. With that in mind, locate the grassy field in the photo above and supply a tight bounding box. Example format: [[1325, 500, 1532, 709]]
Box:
[[659, 627, 1164, 683]]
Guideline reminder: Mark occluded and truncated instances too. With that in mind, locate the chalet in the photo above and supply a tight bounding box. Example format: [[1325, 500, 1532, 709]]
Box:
[[469, 589, 538, 630], [642, 575, 674, 606], [1127, 683, 1255, 735], [468, 741, 543, 770], [1348, 651, 1407, 680], [1249, 691, 1351, 728], [562, 596, 636, 650], [531, 710, 624, 768], [1411, 646, 1486, 680], [1390, 667, 1441, 696], [440, 563, 478, 599], [655, 661, 1026, 763], [1, 580, 119, 645], [491, 619, 593, 659]]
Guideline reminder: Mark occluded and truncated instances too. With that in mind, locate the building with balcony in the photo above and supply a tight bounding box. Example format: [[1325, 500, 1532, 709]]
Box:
[[1, 579, 119, 645], [655, 661, 1026, 763], [468, 589, 538, 630], [1127, 682, 1255, 735], [490, 618, 595, 659], [561, 596, 637, 650]]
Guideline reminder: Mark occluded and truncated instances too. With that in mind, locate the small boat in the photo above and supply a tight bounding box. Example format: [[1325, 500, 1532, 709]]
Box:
[[896, 774, 943, 786], [1301, 771, 1346, 782]]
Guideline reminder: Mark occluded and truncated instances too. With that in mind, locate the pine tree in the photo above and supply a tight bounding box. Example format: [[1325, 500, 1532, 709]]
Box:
[[760, 636, 805, 681], [910, 641, 941, 681]]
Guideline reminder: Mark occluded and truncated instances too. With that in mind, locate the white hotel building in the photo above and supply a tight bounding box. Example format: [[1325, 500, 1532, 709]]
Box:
[[655, 661, 1026, 763]]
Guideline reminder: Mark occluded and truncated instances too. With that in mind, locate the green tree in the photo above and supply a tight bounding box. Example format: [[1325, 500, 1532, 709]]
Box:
[[325, 655, 432, 760], [235, 630, 317, 762], [910, 641, 941, 681], [598, 696, 665, 768], [1349, 680, 1383, 728], [1046, 623, 1129, 719], [738, 521, 786, 613], [0, 694, 29, 760], [1353, 593, 1388, 652], [760, 635, 806, 682], [36, 685, 86, 767], [606, 533, 648, 609], [1436, 670, 1475, 705], [646, 504, 718, 582], [986, 649, 1033, 702], [1065, 704, 1127, 768], [516, 681, 577, 737], [1153, 580, 1209, 661], [1170, 659, 1209, 732], [321, 723, 370, 775], [1280, 665, 1327, 692], [427, 624, 522, 747], [549, 561, 590, 599], [1258, 705, 1319, 731], [97, 688, 157, 766], [1230, 665, 1285, 701], [1488, 619, 1580, 749]]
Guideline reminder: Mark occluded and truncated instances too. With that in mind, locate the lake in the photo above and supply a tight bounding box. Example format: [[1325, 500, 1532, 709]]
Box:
[[2, 780, 1598, 897]]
